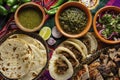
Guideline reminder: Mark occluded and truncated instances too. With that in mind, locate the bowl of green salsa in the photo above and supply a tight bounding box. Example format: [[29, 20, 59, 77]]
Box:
[[55, 2, 92, 38], [14, 2, 45, 32]]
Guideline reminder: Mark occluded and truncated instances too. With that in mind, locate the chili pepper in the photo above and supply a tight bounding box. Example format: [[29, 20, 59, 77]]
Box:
[[44, 0, 51, 6], [21, 0, 31, 3], [0, 5, 8, 15], [45, 6, 59, 15], [10, 4, 19, 12], [6, 0, 18, 7], [0, 0, 4, 5], [50, 0, 66, 9], [44, 0, 57, 9]]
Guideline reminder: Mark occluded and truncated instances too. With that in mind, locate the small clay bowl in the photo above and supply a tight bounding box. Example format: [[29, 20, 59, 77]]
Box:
[[93, 6, 120, 44], [14, 2, 45, 32], [55, 2, 92, 38]]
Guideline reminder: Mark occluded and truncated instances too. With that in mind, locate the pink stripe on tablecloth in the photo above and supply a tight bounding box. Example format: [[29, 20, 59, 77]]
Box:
[[106, 0, 115, 6]]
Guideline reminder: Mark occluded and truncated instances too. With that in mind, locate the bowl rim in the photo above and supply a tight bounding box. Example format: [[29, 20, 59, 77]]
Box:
[[0, 30, 49, 79], [93, 6, 120, 44], [79, 0, 100, 10], [14, 2, 46, 32], [55, 1, 92, 38]]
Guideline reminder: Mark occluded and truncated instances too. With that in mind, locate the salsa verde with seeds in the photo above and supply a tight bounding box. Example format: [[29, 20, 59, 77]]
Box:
[[18, 7, 43, 29], [96, 10, 120, 41], [59, 7, 87, 34]]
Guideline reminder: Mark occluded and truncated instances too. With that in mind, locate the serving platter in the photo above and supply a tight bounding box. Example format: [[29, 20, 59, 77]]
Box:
[[0, 0, 120, 80]]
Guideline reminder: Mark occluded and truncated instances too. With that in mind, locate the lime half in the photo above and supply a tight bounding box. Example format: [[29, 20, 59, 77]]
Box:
[[39, 26, 51, 40]]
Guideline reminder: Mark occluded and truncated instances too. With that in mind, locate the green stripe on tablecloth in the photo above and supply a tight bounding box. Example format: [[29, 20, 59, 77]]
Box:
[[91, 0, 109, 16]]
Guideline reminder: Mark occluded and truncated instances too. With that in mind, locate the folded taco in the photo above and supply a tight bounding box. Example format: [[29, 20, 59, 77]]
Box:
[[55, 47, 79, 68], [80, 32, 98, 54], [67, 39, 88, 56], [49, 54, 73, 80], [59, 41, 86, 62]]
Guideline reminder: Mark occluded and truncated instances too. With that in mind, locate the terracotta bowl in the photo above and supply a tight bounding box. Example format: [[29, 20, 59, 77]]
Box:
[[14, 2, 45, 32], [78, 0, 100, 10], [55, 2, 92, 38], [93, 6, 120, 44]]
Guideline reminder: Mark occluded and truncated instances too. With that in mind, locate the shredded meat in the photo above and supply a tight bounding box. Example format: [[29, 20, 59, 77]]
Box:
[[81, 37, 91, 52], [55, 58, 68, 74], [100, 54, 109, 65], [108, 48, 116, 53], [59, 51, 77, 68], [64, 43, 83, 62], [97, 65, 113, 77], [98, 48, 120, 79]]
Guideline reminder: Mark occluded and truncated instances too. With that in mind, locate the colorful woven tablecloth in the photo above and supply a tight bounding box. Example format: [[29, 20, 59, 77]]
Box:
[[0, 0, 120, 80]]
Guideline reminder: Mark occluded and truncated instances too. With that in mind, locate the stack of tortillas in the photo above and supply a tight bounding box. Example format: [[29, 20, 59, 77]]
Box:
[[0, 34, 47, 80]]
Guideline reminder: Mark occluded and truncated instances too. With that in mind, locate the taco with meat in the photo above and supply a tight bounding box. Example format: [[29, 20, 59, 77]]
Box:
[[49, 54, 73, 80], [67, 39, 88, 56], [55, 46, 79, 68], [80, 32, 98, 54], [59, 40, 86, 62]]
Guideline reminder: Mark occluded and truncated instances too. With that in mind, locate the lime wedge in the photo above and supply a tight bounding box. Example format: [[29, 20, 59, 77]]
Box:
[[39, 26, 51, 40]]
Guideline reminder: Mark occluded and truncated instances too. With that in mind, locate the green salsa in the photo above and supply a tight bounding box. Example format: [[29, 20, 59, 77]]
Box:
[[18, 7, 43, 29], [59, 7, 87, 34]]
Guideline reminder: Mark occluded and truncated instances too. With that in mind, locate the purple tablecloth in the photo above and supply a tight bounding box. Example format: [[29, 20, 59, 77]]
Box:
[[106, 0, 120, 7], [0, 0, 120, 80]]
